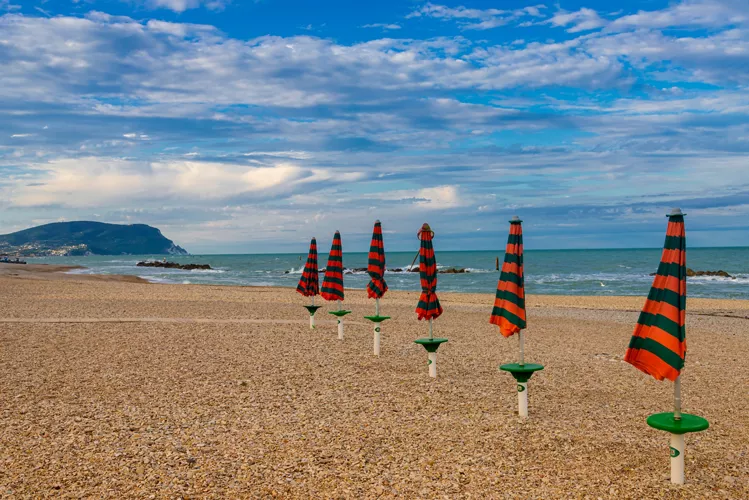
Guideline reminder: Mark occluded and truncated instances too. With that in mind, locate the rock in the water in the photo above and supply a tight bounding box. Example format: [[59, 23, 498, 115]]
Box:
[[136, 261, 211, 270], [651, 268, 734, 279], [439, 268, 468, 274]]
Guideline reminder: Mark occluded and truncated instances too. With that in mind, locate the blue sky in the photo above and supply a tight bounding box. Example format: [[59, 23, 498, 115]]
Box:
[[0, 0, 748, 253]]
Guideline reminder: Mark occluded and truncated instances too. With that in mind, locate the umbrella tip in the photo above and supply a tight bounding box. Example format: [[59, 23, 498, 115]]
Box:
[[510, 215, 522, 222], [668, 207, 685, 217], [375, 219, 380, 224]]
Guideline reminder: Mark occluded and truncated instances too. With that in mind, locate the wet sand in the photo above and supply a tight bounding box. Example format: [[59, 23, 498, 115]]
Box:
[[0, 266, 747, 498]]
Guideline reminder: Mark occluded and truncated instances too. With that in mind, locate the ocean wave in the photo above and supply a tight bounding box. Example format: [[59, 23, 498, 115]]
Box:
[[688, 274, 749, 284]]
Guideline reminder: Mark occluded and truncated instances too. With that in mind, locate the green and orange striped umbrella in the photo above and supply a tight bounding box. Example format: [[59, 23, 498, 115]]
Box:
[[366, 220, 388, 299], [416, 223, 443, 321], [296, 237, 319, 298], [490, 216, 527, 337], [321, 231, 344, 302], [624, 210, 686, 382]]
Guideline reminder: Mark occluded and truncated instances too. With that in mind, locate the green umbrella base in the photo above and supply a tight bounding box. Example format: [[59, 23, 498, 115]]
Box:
[[304, 305, 322, 315], [328, 310, 352, 317], [499, 363, 545, 383], [363, 315, 391, 323], [414, 338, 448, 353], [646, 412, 709, 435]]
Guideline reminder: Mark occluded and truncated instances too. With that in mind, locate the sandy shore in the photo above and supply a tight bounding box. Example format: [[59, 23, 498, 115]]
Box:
[[0, 266, 747, 498]]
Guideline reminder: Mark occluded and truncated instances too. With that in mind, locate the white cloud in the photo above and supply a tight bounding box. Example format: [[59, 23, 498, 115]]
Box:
[[548, 8, 606, 33], [406, 2, 546, 31], [142, 0, 231, 13], [361, 23, 401, 30], [610, 0, 749, 30], [10, 133, 33, 138], [0, 0, 20, 12], [9, 157, 365, 208]]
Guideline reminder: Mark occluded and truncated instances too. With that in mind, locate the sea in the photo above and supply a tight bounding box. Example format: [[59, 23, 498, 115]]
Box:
[[27, 247, 749, 300]]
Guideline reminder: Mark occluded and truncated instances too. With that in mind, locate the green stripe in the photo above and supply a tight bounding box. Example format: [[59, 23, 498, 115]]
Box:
[[494, 289, 525, 308], [503, 253, 522, 265], [499, 271, 522, 287], [506, 234, 522, 246], [628, 336, 684, 371], [491, 308, 526, 329], [646, 287, 684, 310], [663, 236, 685, 250], [636, 312, 683, 340], [655, 261, 686, 278], [417, 301, 441, 311]]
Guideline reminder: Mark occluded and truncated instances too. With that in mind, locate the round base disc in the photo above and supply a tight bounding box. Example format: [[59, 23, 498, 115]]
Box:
[[364, 315, 391, 323], [328, 310, 352, 317], [304, 305, 322, 314], [646, 412, 709, 434], [414, 338, 448, 353], [499, 363, 544, 383]]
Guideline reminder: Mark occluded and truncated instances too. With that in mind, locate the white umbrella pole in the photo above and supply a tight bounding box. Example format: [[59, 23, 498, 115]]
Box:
[[518, 331, 527, 417], [519, 331, 525, 366], [428, 318, 437, 377], [374, 324, 381, 355], [518, 382, 528, 418], [670, 433, 685, 485], [670, 375, 684, 484], [428, 352, 437, 378], [310, 296, 316, 329], [373, 299, 381, 355], [337, 300, 344, 340]]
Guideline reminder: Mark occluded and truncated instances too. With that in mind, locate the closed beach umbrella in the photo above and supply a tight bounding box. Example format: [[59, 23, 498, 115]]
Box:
[[321, 231, 350, 339], [494, 216, 543, 418], [624, 208, 708, 485], [413, 223, 447, 377], [490, 216, 526, 337], [364, 220, 390, 355], [297, 237, 321, 329]]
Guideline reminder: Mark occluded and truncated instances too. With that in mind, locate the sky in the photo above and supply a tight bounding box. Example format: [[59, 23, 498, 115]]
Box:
[[0, 0, 748, 254]]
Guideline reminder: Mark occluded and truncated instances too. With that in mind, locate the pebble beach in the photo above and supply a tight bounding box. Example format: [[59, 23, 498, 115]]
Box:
[[1, 265, 747, 498]]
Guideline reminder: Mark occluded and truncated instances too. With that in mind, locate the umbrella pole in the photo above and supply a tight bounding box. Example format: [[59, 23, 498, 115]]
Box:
[[310, 296, 316, 329], [670, 375, 684, 484], [337, 299, 344, 340], [428, 319, 437, 377], [373, 298, 381, 355], [517, 331, 529, 417]]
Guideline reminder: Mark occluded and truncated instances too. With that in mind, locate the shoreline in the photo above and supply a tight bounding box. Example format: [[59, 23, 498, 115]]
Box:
[[2, 262, 748, 312]]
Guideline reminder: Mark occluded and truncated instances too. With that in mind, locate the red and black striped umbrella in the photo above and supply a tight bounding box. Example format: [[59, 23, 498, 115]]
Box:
[[321, 231, 344, 302], [415, 223, 443, 320], [296, 237, 319, 298], [366, 220, 388, 299], [489, 216, 526, 337], [624, 210, 687, 382]]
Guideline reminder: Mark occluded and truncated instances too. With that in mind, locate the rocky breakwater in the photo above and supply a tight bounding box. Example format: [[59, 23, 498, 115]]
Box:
[[137, 261, 212, 270], [650, 268, 734, 279]]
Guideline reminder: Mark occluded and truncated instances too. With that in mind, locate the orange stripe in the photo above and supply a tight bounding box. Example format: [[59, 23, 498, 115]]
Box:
[[504, 244, 522, 254], [625, 349, 680, 382], [641, 299, 681, 325], [493, 300, 526, 321], [660, 248, 685, 265], [501, 262, 521, 275], [666, 222, 684, 237], [633, 324, 686, 357]]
